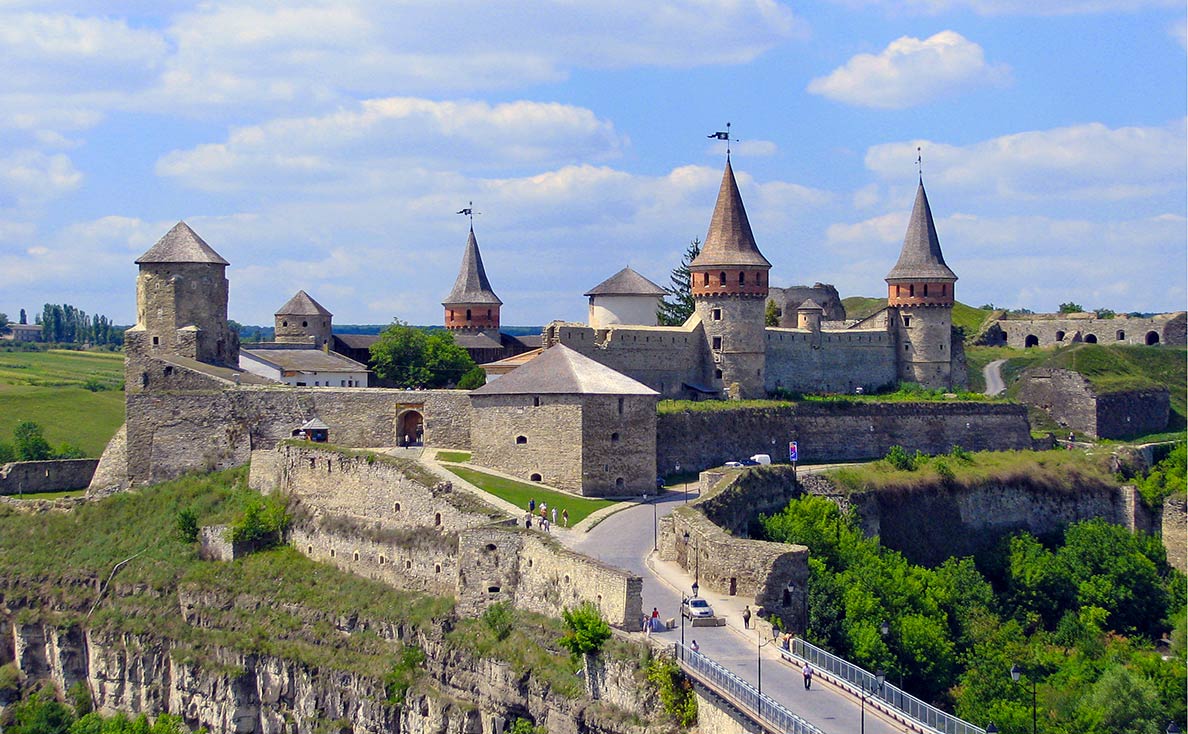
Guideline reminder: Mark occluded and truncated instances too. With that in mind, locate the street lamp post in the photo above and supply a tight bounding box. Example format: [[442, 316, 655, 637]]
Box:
[[879, 619, 902, 702], [1011, 664, 1037, 734], [676, 462, 685, 504], [860, 669, 885, 734], [682, 529, 699, 596], [756, 628, 779, 722]]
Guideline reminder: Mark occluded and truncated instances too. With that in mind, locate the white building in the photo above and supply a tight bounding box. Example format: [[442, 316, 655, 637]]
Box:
[[585, 267, 667, 328], [239, 346, 369, 387]]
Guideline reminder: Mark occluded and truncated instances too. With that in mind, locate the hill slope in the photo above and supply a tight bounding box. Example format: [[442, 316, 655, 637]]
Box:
[[841, 296, 990, 340]]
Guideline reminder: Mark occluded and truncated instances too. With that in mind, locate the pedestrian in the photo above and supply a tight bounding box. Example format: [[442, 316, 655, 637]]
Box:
[[539, 505, 546, 520], [651, 607, 659, 622], [802, 662, 813, 690], [691, 639, 700, 653], [551, 507, 558, 525], [542, 518, 550, 533], [743, 605, 751, 629], [529, 498, 536, 513], [562, 508, 569, 527], [524, 513, 532, 529]]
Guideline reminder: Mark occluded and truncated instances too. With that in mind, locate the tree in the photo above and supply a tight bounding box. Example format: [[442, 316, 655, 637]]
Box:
[[559, 602, 612, 699], [1093, 307, 1115, 319], [457, 365, 487, 390], [765, 298, 779, 326], [1058, 302, 1084, 314], [369, 321, 476, 388], [13, 421, 53, 461], [19, 308, 26, 324], [0, 312, 8, 332], [657, 238, 701, 326]]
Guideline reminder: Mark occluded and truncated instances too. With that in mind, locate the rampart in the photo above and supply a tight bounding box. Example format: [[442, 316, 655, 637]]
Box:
[[764, 327, 897, 394], [990, 311, 1186, 348], [1015, 368, 1169, 439], [0, 459, 99, 496], [125, 357, 472, 485], [656, 401, 1032, 474], [547, 321, 709, 398], [1163, 494, 1187, 573]]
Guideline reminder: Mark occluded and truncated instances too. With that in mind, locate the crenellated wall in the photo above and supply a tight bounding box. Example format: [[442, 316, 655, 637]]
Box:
[[656, 401, 1032, 474], [546, 320, 710, 399]]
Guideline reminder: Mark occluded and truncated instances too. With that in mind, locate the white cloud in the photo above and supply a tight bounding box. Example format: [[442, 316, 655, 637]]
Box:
[[156, 98, 627, 191], [825, 0, 1181, 15], [0, 150, 82, 207], [1171, 18, 1187, 48], [807, 31, 1009, 109], [865, 119, 1187, 202]]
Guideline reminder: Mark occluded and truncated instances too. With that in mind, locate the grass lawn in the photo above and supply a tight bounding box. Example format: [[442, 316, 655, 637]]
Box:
[[6, 487, 87, 499], [436, 450, 471, 463], [0, 349, 125, 456], [442, 465, 617, 524]]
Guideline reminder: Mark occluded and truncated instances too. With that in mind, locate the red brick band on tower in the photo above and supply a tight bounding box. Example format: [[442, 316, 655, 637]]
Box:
[[689, 159, 771, 300], [442, 227, 502, 332]]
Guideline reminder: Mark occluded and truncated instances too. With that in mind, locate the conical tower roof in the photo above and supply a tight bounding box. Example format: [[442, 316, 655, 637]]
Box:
[[443, 229, 502, 306], [276, 290, 332, 317], [584, 267, 666, 297], [885, 182, 956, 282], [135, 221, 229, 265], [690, 160, 771, 269]]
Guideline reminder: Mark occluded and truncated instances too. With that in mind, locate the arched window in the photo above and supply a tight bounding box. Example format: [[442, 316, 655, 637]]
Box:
[[923, 284, 929, 296], [302, 321, 308, 327], [530, 473, 542, 482], [516, 435, 527, 444], [909, 284, 915, 297], [738, 272, 745, 285], [434, 512, 442, 526], [1116, 330, 1125, 341], [1056, 331, 1065, 342], [702, 272, 709, 286], [487, 309, 492, 319], [611, 432, 620, 442], [719, 272, 726, 286], [282, 321, 288, 327], [615, 477, 625, 489], [1025, 335, 1039, 348], [1084, 334, 1097, 344], [466, 308, 472, 320], [1146, 331, 1160, 345]]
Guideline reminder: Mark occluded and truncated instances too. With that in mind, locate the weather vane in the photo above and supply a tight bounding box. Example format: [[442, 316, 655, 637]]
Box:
[[916, 146, 923, 181], [707, 122, 734, 158], [456, 201, 479, 228]]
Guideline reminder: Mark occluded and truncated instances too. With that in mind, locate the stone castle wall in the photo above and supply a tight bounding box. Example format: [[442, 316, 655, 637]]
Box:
[[456, 525, 644, 631], [993, 312, 1186, 348], [470, 394, 585, 492], [1162, 494, 1187, 573], [1015, 367, 1169, 439], [580, 395, 658, 496], [656, 402, 1032, 474], [547, 321, 709, 399], [764, 328, 898, 394], [1095, 389, 1170, 439], [768, 284, 845, 324], [125, 358, 472, 485], [0, 459, 98, 496], [291, 523, 460, 596]]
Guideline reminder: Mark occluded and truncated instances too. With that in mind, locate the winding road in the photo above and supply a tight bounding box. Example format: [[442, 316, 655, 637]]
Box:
[[983, 358, 1007, 396]]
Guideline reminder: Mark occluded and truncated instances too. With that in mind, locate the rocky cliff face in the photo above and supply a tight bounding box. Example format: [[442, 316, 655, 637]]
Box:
[[1, 588, 656, 734]]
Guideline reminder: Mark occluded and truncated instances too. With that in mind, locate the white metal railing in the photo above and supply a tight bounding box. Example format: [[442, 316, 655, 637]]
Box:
[[673, 642, 824, 734], [786, 638, 986, 734]]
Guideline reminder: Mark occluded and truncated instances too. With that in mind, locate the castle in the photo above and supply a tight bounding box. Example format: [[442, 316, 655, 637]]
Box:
[[115, 155, 978, 496]]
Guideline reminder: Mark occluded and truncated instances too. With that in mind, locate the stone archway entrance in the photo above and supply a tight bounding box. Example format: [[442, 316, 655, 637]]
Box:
[[1025, 334, 1039, 348], [1146, 331, 1160, 345], [397, 409, 424, 447]]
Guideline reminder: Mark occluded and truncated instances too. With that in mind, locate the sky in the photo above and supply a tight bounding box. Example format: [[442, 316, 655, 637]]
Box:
[[1, 0, 1185, 328]]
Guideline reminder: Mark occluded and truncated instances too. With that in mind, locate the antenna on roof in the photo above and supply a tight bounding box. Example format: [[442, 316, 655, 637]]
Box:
[[916, 146, 923, 182], [707, 122, 733, 159], [456, 201, 480, 229]]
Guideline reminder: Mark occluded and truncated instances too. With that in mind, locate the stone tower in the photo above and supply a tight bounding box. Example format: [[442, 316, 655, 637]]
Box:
[[690, 159, 771, 399], [442, 227, 502, 333], [275, 290, 333, 348], [125, 221, 239, 368], [886, 181, 957, 389]]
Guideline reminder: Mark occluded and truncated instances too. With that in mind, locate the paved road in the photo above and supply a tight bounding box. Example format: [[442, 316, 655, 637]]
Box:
[[983, 358, 1007, 396], [565, 489, 905, 734]]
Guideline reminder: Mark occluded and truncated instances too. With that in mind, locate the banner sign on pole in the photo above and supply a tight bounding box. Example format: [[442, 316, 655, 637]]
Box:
[[789, 441, 798, 463]]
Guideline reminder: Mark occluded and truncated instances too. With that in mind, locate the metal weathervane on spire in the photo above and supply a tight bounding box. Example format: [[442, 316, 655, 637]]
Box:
[[707, 122, 734, 158], [456, 201, 479, 228], [916, 146, 923, 181]]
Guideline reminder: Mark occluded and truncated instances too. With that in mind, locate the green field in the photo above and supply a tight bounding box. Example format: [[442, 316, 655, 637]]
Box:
[[442, 465, 617, 525], [0, 349, 124, 456]]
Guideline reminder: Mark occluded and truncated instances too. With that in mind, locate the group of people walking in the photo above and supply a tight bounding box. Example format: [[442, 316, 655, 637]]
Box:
[[524, 497, 569, 532]]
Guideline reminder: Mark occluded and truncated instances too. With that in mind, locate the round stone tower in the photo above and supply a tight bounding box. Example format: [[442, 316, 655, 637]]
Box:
[[690, 159, 771, 399], [127, 221, 238, 367], [274, 290, 333, 348], [442, 227, 502, 333], [885, 181, 957, 389]]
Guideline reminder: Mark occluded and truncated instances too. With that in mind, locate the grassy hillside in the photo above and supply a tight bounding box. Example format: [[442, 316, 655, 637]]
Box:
[[841, 296, 990, 340], [0, 349, 124, 456]]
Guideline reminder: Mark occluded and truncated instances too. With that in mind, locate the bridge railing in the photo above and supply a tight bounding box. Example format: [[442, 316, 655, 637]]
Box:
[[673, 642, 824, 734], [788, 638, 986, 734]]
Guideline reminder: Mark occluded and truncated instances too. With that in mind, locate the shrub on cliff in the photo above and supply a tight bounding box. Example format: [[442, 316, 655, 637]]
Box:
[[559, 602, 611, 657], [228, 492, 290, 546], [646, 656, 697, 727]]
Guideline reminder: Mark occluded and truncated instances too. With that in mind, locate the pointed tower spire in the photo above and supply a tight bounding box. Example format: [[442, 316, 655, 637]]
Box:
[[443, 228, 502, 332], [886, 181, 956, 283], [690, 159, 771, 270]]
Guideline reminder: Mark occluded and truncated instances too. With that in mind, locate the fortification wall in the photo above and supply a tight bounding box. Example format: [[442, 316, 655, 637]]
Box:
[[764, 329, 897, 394], [548, 322, 709, 398], [656, 402, 1032, 474], [470, 394, 585, 492], [1163, 494, 1187, 574], [0, 459, 99, 496], [1096, 389, 1170, 439], [126, 371, 472, 485], [580, 395, 657, 496], [1015, 368, 1169, 438], [996, 312, 1186, 348], [291, 522, 459, 596], [456, 525, 644, 630], [768, 283, 845, 324]]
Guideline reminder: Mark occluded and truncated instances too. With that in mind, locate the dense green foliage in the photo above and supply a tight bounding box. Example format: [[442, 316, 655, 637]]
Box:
[[559, 602, 612, 656], [0, 420, 86, 464], [36, 304, 123, 346], [383, 645, 426, 706], [0, 349, 124, 457], [646, 656, 698, 726], [1, 686, 199, 734], [457, 364, 487, 389], [369, 321, 477, 388], [1135, 443, 1186, 506], [760, 494, 1186, 732], [657, 239, 700, 326], [227, 492, 290, 545], [661, 382, 993, 414]]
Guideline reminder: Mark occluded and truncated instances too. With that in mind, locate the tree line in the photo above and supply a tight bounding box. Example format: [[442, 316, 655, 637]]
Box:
[[34, 304, 122, 346]]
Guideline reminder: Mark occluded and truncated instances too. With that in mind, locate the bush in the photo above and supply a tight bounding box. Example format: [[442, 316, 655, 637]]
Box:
[[482, 602, 514, 641], [54, 444, 86, 460], [13, 421, 52, 461], [559, 602, 611, 656], [457, 365, 487, 390], [884, 445, 917, 471], [175, 508, 200, 543], [508, 718, 546, 734], [229, 493, 290, 545], [384, 645, 426, 706], [646, 656, 697, 726]]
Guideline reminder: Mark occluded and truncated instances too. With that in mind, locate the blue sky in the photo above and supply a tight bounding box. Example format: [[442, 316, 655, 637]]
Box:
[[2, 0, 1184, 327]]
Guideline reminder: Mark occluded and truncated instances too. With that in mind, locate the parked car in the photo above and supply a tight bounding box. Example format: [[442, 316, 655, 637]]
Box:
[[724, 461, 744, 468], [682, 596, 715, 619]]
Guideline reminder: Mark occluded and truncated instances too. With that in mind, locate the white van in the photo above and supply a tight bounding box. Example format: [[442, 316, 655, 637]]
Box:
[[750, 454, 772, 465]]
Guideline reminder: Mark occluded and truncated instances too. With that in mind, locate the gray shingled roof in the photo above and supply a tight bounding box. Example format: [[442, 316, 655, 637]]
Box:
[[885, 182, 957, 282], [240, 348, 369, 373], [471, 344, 658, 396], [136, 221, 229, 265], [690, 160, 771, 269], [443, 229, 502, 306], [797, 299, 824, 311], [277, 290, 332, 317], [584, 267, 667, 297], [453, 331, 505, 350]]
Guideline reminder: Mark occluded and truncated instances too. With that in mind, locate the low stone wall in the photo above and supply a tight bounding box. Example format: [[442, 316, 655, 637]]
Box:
[[658, 506, 808, 633], [0, 458, 99, 495], [657, 402, 1031, 474], [1015, 367, 1169, 439], [290, 522, 459, 596], [1163, 494, 1187, 574], [457, 525, 645, 631], [994, 312, 1186, 349]]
